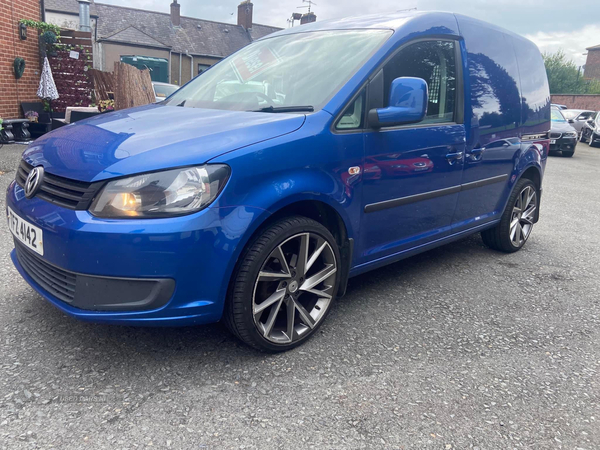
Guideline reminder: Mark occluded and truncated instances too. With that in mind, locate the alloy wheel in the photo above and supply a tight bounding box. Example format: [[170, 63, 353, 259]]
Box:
[[252, 232, 337, 344], [510, 185, 537, 247]]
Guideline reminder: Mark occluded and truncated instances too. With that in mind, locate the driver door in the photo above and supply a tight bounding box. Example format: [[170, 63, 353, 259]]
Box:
[[358, 39, 466, 265]]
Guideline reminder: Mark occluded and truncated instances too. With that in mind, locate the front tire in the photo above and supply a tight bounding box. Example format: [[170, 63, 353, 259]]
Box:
[[562, 151, 574, 157], [224, 216, 340, 352], [481, 179, 538, 253], [591, 133, 600, 148]]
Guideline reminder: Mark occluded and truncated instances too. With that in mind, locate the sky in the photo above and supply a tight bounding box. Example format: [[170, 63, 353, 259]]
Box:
[[97, 0, 600, 66]]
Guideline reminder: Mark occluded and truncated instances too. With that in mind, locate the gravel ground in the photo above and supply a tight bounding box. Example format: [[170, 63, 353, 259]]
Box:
[[0, 142, 599, 449]]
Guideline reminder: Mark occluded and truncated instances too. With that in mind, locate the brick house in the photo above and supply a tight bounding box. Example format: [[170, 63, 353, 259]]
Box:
[[583, 44, 600, 80], [44, 0, 281, 86], [0, 0, 43, 119]]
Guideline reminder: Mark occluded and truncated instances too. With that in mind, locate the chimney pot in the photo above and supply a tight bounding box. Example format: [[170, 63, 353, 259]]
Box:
[[171, 0, 181, 27], [237, 1, 253, 30]]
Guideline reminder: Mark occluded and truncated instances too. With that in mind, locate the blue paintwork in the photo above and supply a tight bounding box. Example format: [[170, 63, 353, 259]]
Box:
[[375, 77, 428, 126], [7, 11, 550, 326], [23, 105, 305, 182]]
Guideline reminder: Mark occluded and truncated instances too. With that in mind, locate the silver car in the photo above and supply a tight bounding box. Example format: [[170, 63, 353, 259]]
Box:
[[561, 109, 596, 138], [152, 82, 180, 103]]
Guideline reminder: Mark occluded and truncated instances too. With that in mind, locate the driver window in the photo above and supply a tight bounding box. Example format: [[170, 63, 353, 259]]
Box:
[[383, 40, 457, 124]]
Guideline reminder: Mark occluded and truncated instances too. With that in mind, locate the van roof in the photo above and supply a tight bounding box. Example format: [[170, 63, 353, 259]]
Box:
[[263, 11, 535, 49], [264, 11, 454, 36]]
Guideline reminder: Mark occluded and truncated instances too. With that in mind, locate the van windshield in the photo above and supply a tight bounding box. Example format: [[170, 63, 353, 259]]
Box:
[[164, 30, 391, 113], [551, 109, 566, 122]]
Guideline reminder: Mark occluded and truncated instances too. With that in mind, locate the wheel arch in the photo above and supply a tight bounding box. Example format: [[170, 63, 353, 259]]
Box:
[[514, 163, 543, 223], [242, 196, 354, 298], [519, 165, 541, 191]]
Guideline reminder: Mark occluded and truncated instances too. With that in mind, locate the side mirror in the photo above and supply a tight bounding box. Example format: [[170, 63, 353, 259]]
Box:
[[568, 119, 575, 124], [368, 77, 428, 129], [588, 119, 595, 125]]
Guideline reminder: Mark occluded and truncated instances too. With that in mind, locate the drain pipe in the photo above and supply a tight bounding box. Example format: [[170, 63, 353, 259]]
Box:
[[190, 53, 194, 80], [178, 52, 182, 86], [168, 50, 172, 83]]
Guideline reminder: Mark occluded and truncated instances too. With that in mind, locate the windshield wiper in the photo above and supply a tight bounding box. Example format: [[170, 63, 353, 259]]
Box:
[[251, 105, 314, 113]]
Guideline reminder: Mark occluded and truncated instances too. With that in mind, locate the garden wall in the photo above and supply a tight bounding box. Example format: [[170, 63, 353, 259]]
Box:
[[0, 0, 42, 119], [551, 95, 600, 111]]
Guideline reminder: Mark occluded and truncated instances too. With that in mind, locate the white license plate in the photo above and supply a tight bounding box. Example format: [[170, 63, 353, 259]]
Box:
[[550, 140, 556, 144], [7, 207, 44, 256]]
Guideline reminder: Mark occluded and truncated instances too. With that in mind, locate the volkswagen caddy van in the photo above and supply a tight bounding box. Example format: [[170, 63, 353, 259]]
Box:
[[7, 12, 550, 351]]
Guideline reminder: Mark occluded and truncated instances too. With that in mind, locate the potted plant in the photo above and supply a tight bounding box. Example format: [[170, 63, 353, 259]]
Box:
[[98, 100, 115, 113], [25, 111, 39, 122]]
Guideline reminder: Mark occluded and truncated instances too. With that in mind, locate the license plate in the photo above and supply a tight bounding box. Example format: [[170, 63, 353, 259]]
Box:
[[7, 207, 44, 255], [550, 140, 556, 144]]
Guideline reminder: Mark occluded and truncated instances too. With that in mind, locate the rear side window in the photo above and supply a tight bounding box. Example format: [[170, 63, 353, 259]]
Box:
[[383, 40, 457, 124]]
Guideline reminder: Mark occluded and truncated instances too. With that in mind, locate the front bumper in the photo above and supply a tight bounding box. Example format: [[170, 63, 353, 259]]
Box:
[[550, 136, 577, 153], [7, 180, 267, 326]]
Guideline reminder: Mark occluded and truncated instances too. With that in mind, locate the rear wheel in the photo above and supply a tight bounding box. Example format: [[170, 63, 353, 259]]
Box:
[[224, 216, 340, 352], [481, 179, 538, 253]]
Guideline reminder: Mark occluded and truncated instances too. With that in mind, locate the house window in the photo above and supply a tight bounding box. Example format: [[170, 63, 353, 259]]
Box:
[[198, 64, 210, 75]]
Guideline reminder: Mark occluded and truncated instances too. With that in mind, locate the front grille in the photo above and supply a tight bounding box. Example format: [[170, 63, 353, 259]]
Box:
[[549, 132, 562, 139], [16, 161, 102, 210], [15, 241, 76, 304]]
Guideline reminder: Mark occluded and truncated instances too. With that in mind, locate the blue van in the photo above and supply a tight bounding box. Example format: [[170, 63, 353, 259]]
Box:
[[7, 12, 550, 351]]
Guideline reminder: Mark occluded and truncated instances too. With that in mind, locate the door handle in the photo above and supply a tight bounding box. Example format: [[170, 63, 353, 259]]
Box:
[[445, 151, 463, 165], [468, 145, 484, 161]]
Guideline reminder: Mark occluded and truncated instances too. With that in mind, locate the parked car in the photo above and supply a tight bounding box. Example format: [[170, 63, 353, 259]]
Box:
[[561, 109, 595, 138], [549, 109, 578, 157], [551, 103, 568, 110], [7, 12, 550, 352], [580, 111, 600, 147], [152, 81, 180, 102]]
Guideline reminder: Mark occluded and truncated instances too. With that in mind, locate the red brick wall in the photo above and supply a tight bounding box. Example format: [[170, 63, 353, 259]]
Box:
[[551, 95, 600, 111], [584, 49, 600, 80], [0, 0, 41, 119]]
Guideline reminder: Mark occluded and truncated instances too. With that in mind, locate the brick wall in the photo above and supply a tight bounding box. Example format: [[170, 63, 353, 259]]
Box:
[[0, 0, 41, 119], [583, 49, 600, 80], [551, 95, 600, 111]]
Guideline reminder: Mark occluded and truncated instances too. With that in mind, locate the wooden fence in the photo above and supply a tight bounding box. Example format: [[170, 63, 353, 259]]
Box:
[[89, 69, 114, 102], [48, 30, 93, 113], [113, 62, 155, 110]]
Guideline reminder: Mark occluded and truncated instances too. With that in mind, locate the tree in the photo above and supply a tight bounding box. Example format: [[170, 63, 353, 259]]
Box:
[[543, 50, 600, 94]]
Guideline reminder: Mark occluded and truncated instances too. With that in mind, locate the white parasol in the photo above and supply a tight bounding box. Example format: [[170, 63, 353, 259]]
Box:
[[37, 57, 59, 101]]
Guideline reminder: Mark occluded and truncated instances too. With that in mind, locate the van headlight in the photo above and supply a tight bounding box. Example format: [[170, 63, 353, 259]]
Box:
[[90, 165, 230, 218]]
